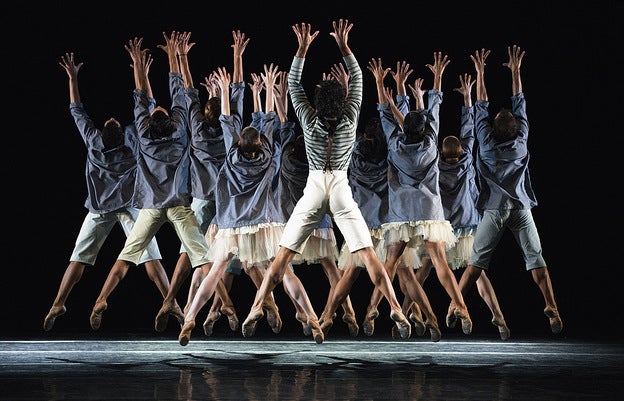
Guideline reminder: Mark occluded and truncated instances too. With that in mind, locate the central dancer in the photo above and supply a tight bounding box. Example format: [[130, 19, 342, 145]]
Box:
[[241, 19, 412, 343]]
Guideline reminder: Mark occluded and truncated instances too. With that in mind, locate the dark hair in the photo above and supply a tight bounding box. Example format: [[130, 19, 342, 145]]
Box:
[[403, 110, 427, 144], [101, 121, 124, 149], [493, 108, 518, 141], [204, 97, 221, 128], [239, 126, 261, 157], [360, 116, 387, 163], [314, 80, 345, 122], [149, 110, 176, 139]]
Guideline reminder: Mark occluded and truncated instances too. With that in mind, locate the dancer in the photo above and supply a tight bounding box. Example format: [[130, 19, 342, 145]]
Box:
[[451, 46, 562, 334], [241, 19, 412, 343]]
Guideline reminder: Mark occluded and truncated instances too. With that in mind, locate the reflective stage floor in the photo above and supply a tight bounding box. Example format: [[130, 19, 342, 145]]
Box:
[[1, 337, 622, 400]]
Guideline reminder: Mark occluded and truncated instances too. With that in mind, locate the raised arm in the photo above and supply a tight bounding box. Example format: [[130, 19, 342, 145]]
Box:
[[367, 57, 389, 104], [330, 18, 353, 57], [200, 72, 220, 99], [59, 52, 82, 104], [249, 72, 264, 113], [453, 73, 475, 108], [390, 60, 412, 96], [157, 31, 181, 74], [470, 48, 490, 101], [273, 71, 289, 122], [504, 44, 525, 96], [408, 78, 426, 111], [426, 51, 450, 92], [124, 37, 149, 91], [176, 31, 195, 88], [215, 67, 231, 116], [261, 63, 279, 114], [231, 30, 249, 84], [383, 86, 404, 128], [292, 22, 319, 58], [329, 62, 349, 94]]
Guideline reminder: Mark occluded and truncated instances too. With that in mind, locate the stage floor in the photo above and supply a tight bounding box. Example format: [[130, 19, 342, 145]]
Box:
[[1, 337, 622, 400]]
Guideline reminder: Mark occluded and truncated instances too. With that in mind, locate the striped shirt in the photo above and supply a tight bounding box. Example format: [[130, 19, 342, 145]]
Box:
[[287, 54, 363, 171]]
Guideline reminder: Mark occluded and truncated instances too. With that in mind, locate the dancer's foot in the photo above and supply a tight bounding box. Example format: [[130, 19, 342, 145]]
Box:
[[89, 302, 107, 331], [242, 308, 264, 338], [307, 319, 324, 344], [179, 321, 195, 346], [492, 316, 510, 340], [296, 312, 311, 336], [202, 309, 221, 336], [342, 313, 359, 337], [155, 302, 179, 332], [264, 304, 282, 334], [390, 310, 411, 339], [43, 305, 66, 332], [362, 308, 379, 336], [172, 303, 185, 327], [220, 304, 239, 331], [426, 319, 442, 343], [445, 303, 457, 328], [320, 319, 333, 337], [408, 312, 426, 337], [544, 306, 563, 334], [454, 307, 472, 335]]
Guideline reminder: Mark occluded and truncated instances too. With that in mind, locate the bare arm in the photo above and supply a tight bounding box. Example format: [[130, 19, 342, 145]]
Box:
[[249, 72, 264, 113], [177, 31, 195, 88], [330, 18, 353, 57], [59, 52, 82, 104], [426, 51, 450, 92], [470, 48, 490, 101], [390, 60, 412, 96], [261, 63, 279, 114], [215, 67, 231, 116], [453, 73, 475, 107], [157, 31, 181, 74], [408, 78, 426, 110], [383, 86, 404, 128], [231, 30, 249, 84], [292, 22, 319, 58], [367, 57, 390, 104], [504, 44, 525, 95]]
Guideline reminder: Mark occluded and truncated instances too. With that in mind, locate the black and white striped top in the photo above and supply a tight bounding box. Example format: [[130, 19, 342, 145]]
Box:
[[287, 54, 363, 171]]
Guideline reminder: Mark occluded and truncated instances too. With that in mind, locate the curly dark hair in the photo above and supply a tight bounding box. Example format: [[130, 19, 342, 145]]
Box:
[[359, 116, 387, 163], [203, 97, 221, 128], [403, 110, 428, 144], [314, 80, 345, 122], [239, 126, 261, 158], [149, 110, 176, 139]]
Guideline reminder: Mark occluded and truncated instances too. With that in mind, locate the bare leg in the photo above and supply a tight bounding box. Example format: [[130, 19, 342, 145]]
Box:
[[531, 266, 562, 333], [245, 265, 283, 335], [178, 259, 230, 346], [242, 247, 297, 339], [89, 259, 132, 330], [474, 272, 510, 340], [363, 242, 403, 336], [282, 268, 324, 342], [395, 267, 439, 341], [144, 259, 185, 327], [319, 265, 362, 336], [44, 261, 86, 331], [155, 253, 192, 332], [319, 257, 359, 337], [282, 266, 312, 336], [202, 271, 237, 336], [426, 241, 472, 334], [326, 246, 411, 339]]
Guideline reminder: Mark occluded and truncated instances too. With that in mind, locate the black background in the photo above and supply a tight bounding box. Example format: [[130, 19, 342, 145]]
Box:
[[3, 2, 621, 342]]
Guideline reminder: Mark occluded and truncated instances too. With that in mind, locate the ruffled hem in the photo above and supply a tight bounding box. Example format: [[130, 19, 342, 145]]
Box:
[[207, 223, 285, 265], [381, 220, 458, 250], [337, 235, 387, 270], [292, 228, 339, 265]]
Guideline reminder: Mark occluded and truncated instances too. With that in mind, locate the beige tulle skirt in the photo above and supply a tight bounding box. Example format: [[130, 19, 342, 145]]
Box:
[[206, 222, 285, 266], [291, 227, 340, 265]]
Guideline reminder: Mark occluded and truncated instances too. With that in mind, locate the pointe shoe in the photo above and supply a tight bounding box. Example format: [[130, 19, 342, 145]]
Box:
[[320, 319, 333, 337], [242, 309, 264, 338], [426, 320, 442, 343], [342, 314, 360, 337], [220, 305, 239, 331], [307, 319, 324, 344], [445, 304, 457, 328], [90, 302, 107, 331], [408, 312, 426, 337], [202, 310, 221, 336], [172, 304, 185, 327], [179, 321, 195, 346], [296, 312, 312, 336], [264, 305, 283, 334], [43, 306, 66, 332], [492, 316, 510, 340], [454, 308, 472, 335], [155, 302, 181, 332], [362, 308, 379, 336], [544, 307, 563, 334], [390, 310, 412, 339]]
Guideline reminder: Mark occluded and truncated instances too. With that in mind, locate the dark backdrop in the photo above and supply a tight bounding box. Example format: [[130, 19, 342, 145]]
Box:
[[3, 2, 621, 342]]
